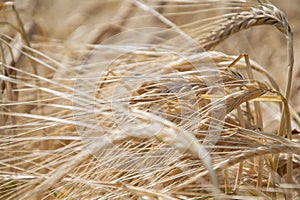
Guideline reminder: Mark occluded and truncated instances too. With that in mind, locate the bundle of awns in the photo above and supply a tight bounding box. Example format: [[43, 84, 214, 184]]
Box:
[[0, 0, 299, 199]]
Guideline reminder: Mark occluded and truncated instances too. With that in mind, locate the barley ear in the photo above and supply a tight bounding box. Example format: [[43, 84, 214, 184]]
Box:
[[204, 3, 291, 50]]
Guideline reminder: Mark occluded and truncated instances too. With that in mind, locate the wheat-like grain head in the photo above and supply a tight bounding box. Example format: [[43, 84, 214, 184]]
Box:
[[201, 3, 291, 50]]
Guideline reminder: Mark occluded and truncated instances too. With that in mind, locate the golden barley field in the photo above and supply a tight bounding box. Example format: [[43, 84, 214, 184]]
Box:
[[0, 0, 300, 199]]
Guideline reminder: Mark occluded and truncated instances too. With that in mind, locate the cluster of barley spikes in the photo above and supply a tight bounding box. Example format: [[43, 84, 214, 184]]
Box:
[[0, 0, 299, 199]]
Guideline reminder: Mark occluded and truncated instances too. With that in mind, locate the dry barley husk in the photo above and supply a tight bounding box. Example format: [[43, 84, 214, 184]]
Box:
[[0, 0, 300, 199]]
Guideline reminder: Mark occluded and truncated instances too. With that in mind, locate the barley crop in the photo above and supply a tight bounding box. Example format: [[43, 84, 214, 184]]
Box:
[[0, 0, 299, 199]]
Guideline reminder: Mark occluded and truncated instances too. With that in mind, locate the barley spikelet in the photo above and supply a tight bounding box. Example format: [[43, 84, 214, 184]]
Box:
[[202, 3, 291, 49]]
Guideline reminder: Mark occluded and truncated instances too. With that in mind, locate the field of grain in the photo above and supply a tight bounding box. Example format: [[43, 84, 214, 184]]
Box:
[[0, 0, 299, 199]]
